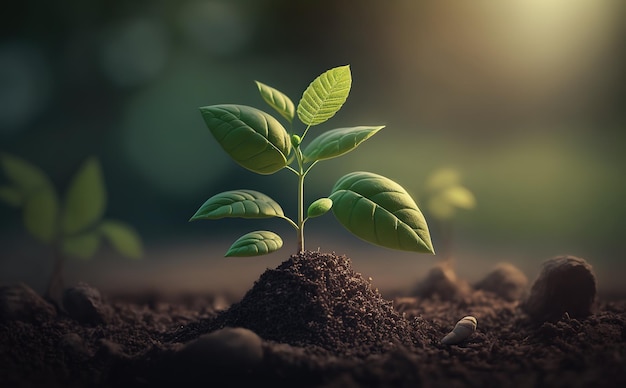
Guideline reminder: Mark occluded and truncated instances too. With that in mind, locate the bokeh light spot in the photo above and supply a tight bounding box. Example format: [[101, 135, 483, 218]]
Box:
[[0, 42, 52, 133], [178, 0, 251, 57], [99, 18, 169, 88]]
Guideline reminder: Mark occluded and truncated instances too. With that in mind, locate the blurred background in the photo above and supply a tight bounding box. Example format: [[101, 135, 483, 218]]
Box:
[[1, 0, 625, 299]]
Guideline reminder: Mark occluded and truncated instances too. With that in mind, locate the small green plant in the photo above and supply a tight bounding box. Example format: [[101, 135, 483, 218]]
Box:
[[423, 167, 476, 261], [191, 65, 434, 257], [0, 154, 143, 298]]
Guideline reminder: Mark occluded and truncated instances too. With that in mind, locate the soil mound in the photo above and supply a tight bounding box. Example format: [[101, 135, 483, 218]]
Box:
[[193, 251, 421, 357]]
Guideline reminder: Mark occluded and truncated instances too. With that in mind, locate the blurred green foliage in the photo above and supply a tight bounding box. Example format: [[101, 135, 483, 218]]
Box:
[[0, 0, 624, 270], [0, 153, 143, 296], [0, 154, 143, 260], [424, 168, 476, 221]]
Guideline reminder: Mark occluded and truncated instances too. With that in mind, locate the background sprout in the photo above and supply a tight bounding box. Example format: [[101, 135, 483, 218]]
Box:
[[191, 65, 435, 257], [423, 167, 476, 261], [0, 153, 143, 300]]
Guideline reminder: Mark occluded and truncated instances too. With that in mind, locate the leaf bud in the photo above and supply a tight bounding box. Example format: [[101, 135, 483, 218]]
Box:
[[307, 197, 333, 218], [291, 134, 302, 148]]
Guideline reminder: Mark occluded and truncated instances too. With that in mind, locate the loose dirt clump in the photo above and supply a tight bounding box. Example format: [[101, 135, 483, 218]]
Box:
[[171, 251, 422, 358]]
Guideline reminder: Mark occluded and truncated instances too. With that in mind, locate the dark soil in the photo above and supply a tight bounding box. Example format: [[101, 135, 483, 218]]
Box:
[[1, 251, 625, 387]]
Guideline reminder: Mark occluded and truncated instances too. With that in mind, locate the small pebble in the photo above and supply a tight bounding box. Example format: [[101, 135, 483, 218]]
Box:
[[96, 339, 129, 360], [413, 262, 470, 299], [63, 283, 110, 325], [441, 316, 477, 345], [59, 333, 91, 357], [475, 262, 528, 302], [523, 255, 596, 322], [176, 327, 263, 371]]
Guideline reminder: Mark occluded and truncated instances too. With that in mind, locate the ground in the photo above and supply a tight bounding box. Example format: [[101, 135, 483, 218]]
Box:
[[1, 251, 625, 387]]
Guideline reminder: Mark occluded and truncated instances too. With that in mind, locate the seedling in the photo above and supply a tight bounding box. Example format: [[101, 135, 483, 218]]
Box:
[[423, 167, 476, 261], [191, 65, 434, 257], [0, 154, 143, 298]]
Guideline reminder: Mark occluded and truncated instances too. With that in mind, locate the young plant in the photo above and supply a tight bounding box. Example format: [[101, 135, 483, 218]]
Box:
[[0, 154, 143, 298], [191, 65, 434, 257], [423, 167, 476, 261]]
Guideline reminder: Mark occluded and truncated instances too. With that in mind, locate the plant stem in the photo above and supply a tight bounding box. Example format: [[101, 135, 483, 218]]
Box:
[[292, 132, 318, 254], [45, 243, 65, 301], [294, 143, 306, 253], [297, 170, 305, 253]]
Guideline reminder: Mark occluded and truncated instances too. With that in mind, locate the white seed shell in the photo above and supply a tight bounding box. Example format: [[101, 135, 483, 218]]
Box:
[[441, 316, 477, 345]]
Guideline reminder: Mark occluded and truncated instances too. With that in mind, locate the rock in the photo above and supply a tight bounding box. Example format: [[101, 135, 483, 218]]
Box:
[[522, 255, 596, 322], [96, 339, 130, 360], [176, 327, 263, 371], [0, 283, 56, 322], [62, 283, 110, 325], [441, 316, 477, 345], [59, 333, 91, 358], [157, 328, 264, 385], [475, 263, 528, 302], [412, 261, 470, 299]]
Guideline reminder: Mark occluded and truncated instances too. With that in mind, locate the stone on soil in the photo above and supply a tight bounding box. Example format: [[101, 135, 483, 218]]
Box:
[[177, 327, 263, 370], [475, 262, 528, 301], [412, 261, 470, 299], [63, 282, 110, 325], [523, 255, 596, 322], [59, 333, 91, 358]]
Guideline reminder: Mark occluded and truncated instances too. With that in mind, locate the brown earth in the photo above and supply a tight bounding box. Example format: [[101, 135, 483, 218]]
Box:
[[1, 251, 625, 387]]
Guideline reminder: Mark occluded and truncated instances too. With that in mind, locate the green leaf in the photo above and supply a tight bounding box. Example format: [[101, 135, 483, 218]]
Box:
[[199, 104, 291, 175], [329, 171, 434, 254], [0, 154, 59, 242], [0, 186, 22, 207], [62, 231, 100, 259], [61, 157, 107, 236], [100, 220, 143, 259], [225, 230, 283, 257], [302, 126, 384, 163], [307, 197, 333, 218], [255, 81, 295, 123], [190, 190, 284, 221], [0, 153, 53, 194], [297, 65, 352, 126], [23, 187, 59, 243]]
